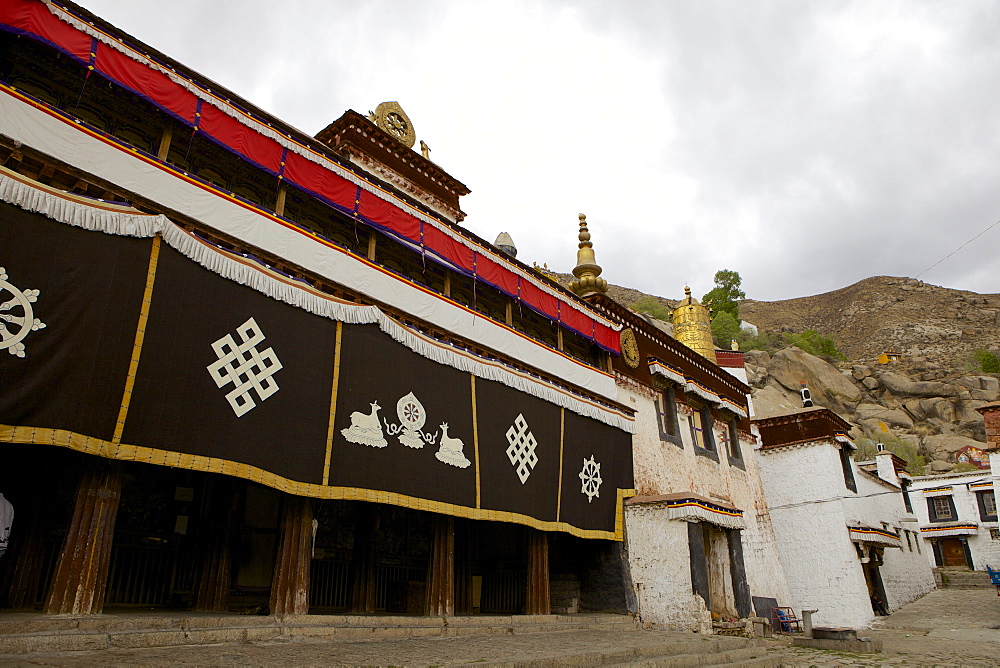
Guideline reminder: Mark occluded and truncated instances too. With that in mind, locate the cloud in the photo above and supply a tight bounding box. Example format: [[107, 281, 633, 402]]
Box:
[[81, 0, 1000, 301]]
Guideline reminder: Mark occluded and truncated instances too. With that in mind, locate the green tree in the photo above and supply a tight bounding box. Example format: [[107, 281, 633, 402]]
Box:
[[782, 329, 846, 362], [702, 269, 745, 322], [629, 295, 673, 322], [711, 311, 742, 348]]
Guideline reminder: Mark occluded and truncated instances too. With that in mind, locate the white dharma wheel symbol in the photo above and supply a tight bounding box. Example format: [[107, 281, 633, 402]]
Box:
[[578, 455, 602, 503], [0, 267, 46, 358]]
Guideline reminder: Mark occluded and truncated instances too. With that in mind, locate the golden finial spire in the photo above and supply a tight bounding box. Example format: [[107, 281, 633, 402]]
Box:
[[672, 286, 717, 363], [569, 213, 608, 296]]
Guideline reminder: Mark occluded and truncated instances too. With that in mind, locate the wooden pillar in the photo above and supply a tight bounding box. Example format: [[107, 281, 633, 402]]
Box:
[[367, 231, 377, 261], [424, 514, 455, 616], [454, 519, 473, 615], [274, 183, 287, 217], [194, 479, 238, 612], [156, 123, 173, 161], [349, 504, 379, 613], [44, 459, 124, 615], [524, 529, 550, 615], [269, 495, 314, 616]]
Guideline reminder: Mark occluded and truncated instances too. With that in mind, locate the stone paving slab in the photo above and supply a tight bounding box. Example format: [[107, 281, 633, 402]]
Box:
[[2, 589, 999, 666]]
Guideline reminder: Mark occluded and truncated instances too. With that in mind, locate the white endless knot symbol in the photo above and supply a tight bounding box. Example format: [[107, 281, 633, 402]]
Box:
[[505, 413, 538, 484], [206, 317, 283, 417], [579, 455, 602, 503]]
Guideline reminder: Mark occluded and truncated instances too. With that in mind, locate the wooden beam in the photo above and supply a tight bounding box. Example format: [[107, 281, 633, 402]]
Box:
[[44, 459, 124, 615], [424, 514, 455, 616], [524, 529, 550, 615], [367, 231, 377, 261], [269, 494, 314, 615]]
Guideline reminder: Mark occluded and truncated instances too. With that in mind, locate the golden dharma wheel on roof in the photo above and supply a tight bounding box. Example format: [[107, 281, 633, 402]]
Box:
[[672, 286, 717, 363]]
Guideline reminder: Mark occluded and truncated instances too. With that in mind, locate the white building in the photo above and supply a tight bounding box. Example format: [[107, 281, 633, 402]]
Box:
[[909, 471, 1000, 571], [753, 408, 935, 630], [588, 297, 791, 633]]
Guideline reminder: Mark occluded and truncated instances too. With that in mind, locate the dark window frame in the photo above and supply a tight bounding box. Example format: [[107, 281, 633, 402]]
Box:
[[725, 417, 745, 470], [839, 444, 857, 493], [690, 402, 719, 462], [927, 495, 957, 523], [654, 383, 683, 449], [976, 490, 997, 522]]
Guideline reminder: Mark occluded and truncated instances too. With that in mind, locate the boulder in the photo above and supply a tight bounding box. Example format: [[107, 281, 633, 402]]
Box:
[[852, 365, 872, 381], [745, 363, 768, 388], [854, 403, 913, 429], [862, 377, 879, 390], [751, 385, 802, 418], [929, 460, 955, 473], [744, 350, 771, 367], [765, 347, 862, 414], [877, 372, 960, 399], [923, 434, 988, 461]]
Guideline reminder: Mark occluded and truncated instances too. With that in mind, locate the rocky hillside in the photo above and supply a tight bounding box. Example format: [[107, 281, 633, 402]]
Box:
[[741, 276, 1000, 367], [571, 274, 999, 475]]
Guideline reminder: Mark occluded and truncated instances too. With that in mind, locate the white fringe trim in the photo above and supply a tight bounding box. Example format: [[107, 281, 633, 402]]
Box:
[[42, 2, 618, 334], [648, 359, 748, 418], [0, 171, 633, 432], [666, 505, 746, 530]]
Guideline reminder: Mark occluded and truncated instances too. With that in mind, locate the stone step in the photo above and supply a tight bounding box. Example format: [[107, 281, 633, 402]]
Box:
[[604, 642, 771, 668], [0, 612, 637, 656]]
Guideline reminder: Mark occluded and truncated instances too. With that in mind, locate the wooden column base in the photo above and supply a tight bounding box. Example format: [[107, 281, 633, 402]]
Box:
[[44, 459, 124, 615], [270, 495, 314, 616], [524, 529, 550, 615]]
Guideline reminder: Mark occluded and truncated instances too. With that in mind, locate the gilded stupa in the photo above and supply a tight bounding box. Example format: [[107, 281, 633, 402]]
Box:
[[568, 214, 608, 297], [672, 286, 717, 363]]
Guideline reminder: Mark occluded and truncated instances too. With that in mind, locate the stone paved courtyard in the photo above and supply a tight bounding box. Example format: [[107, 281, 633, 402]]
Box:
[[5, 588, 999, 666]]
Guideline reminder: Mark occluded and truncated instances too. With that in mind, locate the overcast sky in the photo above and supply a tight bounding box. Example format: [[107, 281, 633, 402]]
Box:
[[79, 0, 1000, 302]]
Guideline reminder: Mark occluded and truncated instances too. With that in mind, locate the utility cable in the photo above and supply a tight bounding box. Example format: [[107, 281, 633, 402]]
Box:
[[915, 216, 1000, 280]]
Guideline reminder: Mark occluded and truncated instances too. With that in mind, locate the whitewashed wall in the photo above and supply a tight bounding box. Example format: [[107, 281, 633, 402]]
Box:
[[758, 441, 934, 630], [910, 472, 1000, 571], [845, 460, 935, 612], [620, 382, 790, 629]]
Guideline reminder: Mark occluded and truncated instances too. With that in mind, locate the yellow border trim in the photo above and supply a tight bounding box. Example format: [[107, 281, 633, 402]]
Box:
[[322, 321, 343, 485], [557, 408, 565, 522], [112, 235, 160, 444], [471, 374, 481, 509], [0, 424, 633, 541]]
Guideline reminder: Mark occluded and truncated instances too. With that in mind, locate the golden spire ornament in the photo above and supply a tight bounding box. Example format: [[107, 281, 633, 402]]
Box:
[[568, 213, 608, 297], [672, 286, 717, 363]]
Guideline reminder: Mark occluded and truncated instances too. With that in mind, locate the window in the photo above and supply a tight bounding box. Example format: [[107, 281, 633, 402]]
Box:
[[927, 495, 957, 522], [655, 385, 682, 448], [690, 404, 718, 461], [977, 490, 997, 522], [839, 445, 857, 493], [901, 479, 913, 514], [726, 419, 744, 468]]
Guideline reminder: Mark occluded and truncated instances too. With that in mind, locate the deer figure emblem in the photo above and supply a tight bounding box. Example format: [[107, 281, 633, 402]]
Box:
[[341, 400, 388, 448], [435, 422, 471, 468]]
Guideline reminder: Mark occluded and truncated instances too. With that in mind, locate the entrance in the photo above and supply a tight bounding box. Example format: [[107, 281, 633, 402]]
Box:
[[940, 538, 971, 568]]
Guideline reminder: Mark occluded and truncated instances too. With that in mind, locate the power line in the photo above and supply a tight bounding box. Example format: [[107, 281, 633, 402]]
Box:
[[915, 216, 1000, 280]]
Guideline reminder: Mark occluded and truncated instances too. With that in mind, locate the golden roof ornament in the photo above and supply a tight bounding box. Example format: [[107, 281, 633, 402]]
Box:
[[368, 101, 416, 148], [672, 286, 717, 363], [568, 213, 608, 297]]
